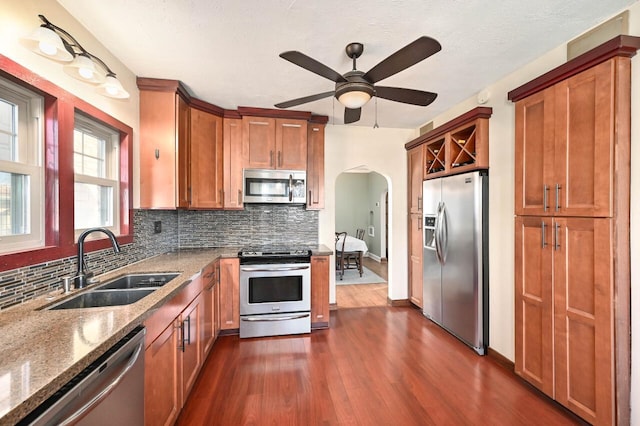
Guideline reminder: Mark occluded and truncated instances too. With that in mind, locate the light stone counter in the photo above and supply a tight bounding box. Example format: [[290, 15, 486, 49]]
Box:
[[0, 248, 238, 425]]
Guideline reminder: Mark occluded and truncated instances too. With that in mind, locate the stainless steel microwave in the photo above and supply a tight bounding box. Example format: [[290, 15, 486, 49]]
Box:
[[243, 169, 307, 204]]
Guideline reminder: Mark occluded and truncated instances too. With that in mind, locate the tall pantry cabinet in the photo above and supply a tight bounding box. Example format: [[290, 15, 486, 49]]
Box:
[[508, 36, 640, 425]]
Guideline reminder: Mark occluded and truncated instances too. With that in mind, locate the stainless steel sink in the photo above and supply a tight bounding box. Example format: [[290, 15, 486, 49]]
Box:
[[45, 272, 181, 310], [47, 289, 155, 310], [96, 273, 180, 290]]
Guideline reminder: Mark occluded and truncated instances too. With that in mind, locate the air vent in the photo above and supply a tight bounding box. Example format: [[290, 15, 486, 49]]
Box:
[[420, 121, 434, 135], [567, 11, 628, 60]]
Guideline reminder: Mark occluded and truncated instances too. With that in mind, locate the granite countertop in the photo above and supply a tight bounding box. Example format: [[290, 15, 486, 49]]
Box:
[[0, 245, 333, 424], [0, 248, 238, 425]]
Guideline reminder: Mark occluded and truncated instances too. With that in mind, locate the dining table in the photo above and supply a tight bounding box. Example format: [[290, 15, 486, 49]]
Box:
[[335, 234, 368, 253]]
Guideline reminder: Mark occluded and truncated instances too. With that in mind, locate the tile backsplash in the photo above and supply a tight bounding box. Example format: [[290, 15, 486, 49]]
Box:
[[0, 206, 318, 310]]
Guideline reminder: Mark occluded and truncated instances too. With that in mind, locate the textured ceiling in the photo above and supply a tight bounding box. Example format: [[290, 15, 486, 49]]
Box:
[[57, 0, 636, 128]]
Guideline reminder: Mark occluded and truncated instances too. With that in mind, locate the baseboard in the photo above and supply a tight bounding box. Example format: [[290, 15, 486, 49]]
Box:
[[219, 328, 239, 336], [366, 253, 382, 262], [329, 303, 338, 311], [487, 347, 514, 371], [311, 322, 329, 330], [387, 297, 411, 307]]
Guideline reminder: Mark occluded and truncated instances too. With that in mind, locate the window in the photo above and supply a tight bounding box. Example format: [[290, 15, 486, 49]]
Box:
[[0, 77, 43, 254], [74, 113, 120, 236]]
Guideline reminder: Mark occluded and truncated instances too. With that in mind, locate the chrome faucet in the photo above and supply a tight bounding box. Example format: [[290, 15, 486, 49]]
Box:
[[75, 227, 121, 289]]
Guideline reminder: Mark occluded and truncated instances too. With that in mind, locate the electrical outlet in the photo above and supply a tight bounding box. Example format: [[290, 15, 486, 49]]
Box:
[[154, 221, 162, 234]]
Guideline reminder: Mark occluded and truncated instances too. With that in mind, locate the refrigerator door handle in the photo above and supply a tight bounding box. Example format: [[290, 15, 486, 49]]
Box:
[[439, 202, 449, 264], [434, 202, 444, 265]]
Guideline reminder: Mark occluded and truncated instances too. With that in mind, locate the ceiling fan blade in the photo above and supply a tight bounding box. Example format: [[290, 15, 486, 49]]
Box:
[[363, 36, 442, 84], [374, 86, 437, 106], [280, 51, 347, 83], [344, 107, 361, 124], [275, 91, 335, 109]]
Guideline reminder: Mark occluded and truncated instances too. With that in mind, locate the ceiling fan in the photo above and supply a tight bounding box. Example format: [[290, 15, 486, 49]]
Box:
[[274, 36, 441, 124]]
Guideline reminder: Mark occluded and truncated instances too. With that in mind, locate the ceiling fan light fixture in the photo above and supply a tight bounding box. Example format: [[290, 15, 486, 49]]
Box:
[[335, 83, 374, 109]]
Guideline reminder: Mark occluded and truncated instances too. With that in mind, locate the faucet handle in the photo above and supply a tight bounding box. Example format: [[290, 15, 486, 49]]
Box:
[[62, 276, 74, 294]]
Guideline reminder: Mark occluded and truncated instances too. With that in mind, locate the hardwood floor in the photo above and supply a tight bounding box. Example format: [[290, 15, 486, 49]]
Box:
[[335, 257, 389, 309], [177, 306, 583, 425]]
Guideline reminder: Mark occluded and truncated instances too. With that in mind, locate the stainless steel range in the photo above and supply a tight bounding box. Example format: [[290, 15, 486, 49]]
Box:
[[238, 247, 312, 338]]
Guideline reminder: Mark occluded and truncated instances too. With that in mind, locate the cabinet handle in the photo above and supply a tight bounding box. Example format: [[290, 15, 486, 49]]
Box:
[[418, 216, 422, 230], [154, 148, 160, 159], [270, 150, 273, 167], [184, 316, 191, 346], [238, 190, 242, 204], [178, 320, 185, 352], [418, 196, 422, 211], [554, 222, 560, 251], [543, 185, 549, 212], [188, 187, 192, 204], [216, 265, 221, 284], [555, 184, 561, 211], [278, 151, 282, 167], [220, 189, 223, 203], [308, 190, 312, 204], [541, 221, 547, 248]]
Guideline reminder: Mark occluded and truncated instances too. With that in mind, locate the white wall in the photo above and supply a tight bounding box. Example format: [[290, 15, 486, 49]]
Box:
[[320, 125, 416, 304], [0, 0, 140, 203], [423, 4, 640, 423]]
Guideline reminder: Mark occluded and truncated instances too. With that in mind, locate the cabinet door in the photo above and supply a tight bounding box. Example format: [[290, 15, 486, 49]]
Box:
[[275, 118, 307, 170], [311, 256, 330, 328], [553, 218, 613, 424], [181, 294, 202, 404], [219, 258, 240, 330], [514, 87, 555, 216], [190, 108, 223, 208], [176, 95, 191, 208], [202, 265, 217, 357], [514, 216, 554, 398], [145, 320, 181, 426], [408, 146, 424, 213], [139, 90, 180, 209], [307, 123, 325, 209], [554, 61, 613, 217], [408, 213, 423, 308], [223, 118, 244, 209], [242, 116, 276, 168]]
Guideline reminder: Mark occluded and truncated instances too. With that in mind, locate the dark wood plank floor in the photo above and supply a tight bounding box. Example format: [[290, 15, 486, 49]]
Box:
[[177, 306, 583, 425]]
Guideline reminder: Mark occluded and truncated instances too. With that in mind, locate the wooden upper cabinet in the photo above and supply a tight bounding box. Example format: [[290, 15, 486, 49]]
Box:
[[242, 116, 307, 170], [515, 60, 615, 217], [276, 118, 307, 169], [408, 145, 424, 213], [514, 87, 555, 216], [190, 107, 223, 209], [223, 118, 244, 209], [139, 89, 190, 209], [307, 123, 325, 209], [242, 116, 276, 168]]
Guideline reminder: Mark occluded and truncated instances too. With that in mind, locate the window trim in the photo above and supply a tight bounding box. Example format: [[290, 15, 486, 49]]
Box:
[[0, 54, 133, 271]]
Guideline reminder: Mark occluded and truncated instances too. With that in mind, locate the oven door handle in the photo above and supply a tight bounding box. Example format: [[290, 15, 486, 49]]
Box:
[[240, 266, 310, 272], [241, 313, 310, 322]]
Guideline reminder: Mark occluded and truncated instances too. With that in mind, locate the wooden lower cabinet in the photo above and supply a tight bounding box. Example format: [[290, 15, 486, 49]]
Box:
[[409, 213, 423, 308], [201, 264, 218, 357], [144, 319, 181, 426], [310, 256, 330, 328], [180, 294, 203, 401], [219, 258, 240, 330], [515, 216, 613, 424]]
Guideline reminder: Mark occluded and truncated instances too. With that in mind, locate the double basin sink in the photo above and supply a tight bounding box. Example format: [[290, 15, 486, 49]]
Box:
[[46, 273, 180, 310]]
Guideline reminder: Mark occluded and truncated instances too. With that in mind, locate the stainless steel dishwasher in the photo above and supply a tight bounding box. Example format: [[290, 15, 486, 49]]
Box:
[[19, 326, 145, 426]]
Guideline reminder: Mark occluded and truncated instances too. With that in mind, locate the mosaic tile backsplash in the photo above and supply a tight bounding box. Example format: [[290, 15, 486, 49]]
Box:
[[0, 205, 318, 310]]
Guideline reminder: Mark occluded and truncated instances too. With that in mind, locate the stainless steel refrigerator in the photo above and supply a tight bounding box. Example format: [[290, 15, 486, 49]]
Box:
[[422, 170, 488, 355]]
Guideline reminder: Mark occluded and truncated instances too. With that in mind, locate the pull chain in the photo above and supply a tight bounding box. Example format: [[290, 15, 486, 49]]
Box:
[[373, 94, 379, 129]]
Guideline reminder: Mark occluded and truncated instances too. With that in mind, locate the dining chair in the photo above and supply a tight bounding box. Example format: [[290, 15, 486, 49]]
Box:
[[355, 228, 365, 240], [335, 232, 363, 279]]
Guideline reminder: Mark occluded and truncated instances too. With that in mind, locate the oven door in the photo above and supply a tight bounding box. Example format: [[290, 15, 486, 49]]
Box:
[[239, 263, 311, 316]]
